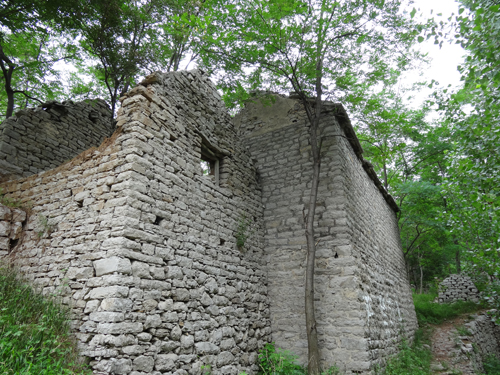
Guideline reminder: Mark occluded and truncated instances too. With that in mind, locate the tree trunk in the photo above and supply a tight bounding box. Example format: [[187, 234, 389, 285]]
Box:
[[454, 240, 461, 273], [0, 44, 15, 118], [303, 73, 323, 375], [305, 126, 321, 375]]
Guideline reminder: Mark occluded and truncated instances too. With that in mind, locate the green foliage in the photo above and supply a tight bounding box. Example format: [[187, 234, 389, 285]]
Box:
[[0, 265, 90, 375], [0, 188, 22, 208], [235, 214, 252, 250], [413, 293, 481, 325], [381, 334, 432, 375], [482, 355, 500, 375], [258, 343, 305, 375]]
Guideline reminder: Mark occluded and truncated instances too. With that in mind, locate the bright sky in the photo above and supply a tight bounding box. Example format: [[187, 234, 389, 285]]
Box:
[[403, 0, 466, 106]]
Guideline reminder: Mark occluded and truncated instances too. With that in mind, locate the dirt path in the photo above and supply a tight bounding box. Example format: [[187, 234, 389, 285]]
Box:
[[430, 315, 479, 374]]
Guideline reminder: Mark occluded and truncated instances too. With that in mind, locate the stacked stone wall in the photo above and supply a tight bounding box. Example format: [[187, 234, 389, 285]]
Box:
[[336, 111, 418, 367], [465, 311, 500, 372], [0, 99, 113, 179], [235, 97, 417, 373], [0, 203, 27, 256], [439, 274, 479, 303], [0, 70, 270, 375]]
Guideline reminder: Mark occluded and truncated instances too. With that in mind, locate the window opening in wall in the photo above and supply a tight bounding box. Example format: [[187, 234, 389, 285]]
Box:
[[200, 143, 220, 186]]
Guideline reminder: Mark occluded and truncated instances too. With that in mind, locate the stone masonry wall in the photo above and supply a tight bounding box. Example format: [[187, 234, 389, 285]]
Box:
[[235, 96, 417, 373], [465, 311, 500, 372], [0, 203, 27, 256], [439, 274, 479, 303], [0, 99, 113, 179], [0, 70, 270, 375]]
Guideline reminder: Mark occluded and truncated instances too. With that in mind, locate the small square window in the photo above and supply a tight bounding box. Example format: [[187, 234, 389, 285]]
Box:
[[201, 144, 220, 185]]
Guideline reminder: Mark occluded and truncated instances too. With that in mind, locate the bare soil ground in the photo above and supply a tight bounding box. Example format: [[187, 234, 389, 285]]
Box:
[[430, 314, 480, 374]]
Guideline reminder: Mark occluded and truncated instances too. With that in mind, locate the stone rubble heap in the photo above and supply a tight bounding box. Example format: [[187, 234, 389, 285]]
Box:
[[0, 99, 113, 179], [438, 274, 479, 303], [0, 203, 26, 256]]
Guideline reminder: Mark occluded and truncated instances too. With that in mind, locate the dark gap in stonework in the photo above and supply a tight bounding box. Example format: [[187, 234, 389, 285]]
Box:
[[77, 200, 83, 208], [220, 238, 225, 246], [154, 216, 164, 225], [9, 238, 19, 250], [334, 252, 338, 258]]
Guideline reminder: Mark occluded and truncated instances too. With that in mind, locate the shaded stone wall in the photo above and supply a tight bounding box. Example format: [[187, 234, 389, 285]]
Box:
[[0, 203, 26, 256], [235, 97, 417, 373], [0, 70, 270, 375], [0, 99, 113, 179]]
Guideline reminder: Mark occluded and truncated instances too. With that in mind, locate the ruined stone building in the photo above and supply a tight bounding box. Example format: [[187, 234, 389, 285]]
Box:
[[0, 70, 417, 374]]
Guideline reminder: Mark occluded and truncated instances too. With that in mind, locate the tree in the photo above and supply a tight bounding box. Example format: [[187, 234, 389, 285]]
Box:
[[0, 0, 82, 117], [79, 0, 207, 117], [202, 0, 421, 372], [438, 0, 500, 283]]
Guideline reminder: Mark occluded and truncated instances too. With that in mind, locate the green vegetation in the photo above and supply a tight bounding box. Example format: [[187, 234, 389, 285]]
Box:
[[381, 334, 432, 375], [413, 293, 482, 325], [483, 355, 500, 375], [257, 343, 339, 375], [0, 265, 90, 375], [235, 214, 253, 250], [0, 188, 22, 208]]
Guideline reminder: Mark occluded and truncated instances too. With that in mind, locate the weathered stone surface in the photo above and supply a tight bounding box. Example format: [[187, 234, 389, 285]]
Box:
[[94, 257, 132, 276], [0, 99, 113, 179], [0, 70, 415, 375], [438, 274, 479, 303]]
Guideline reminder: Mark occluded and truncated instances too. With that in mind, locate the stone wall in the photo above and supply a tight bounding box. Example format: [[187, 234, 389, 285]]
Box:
[[0, 99, 113, 179], [439, 274, 479, 303], [0, 70, 270, 375], [0, 203, 26, 256], [465, 311, 500, 372], [0, 71, 417, 375], [235, 96, 417, 373]]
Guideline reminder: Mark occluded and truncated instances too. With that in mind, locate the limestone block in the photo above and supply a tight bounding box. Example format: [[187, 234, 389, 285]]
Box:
[[89, 312, 125, 322], [0, 221, 9, 237], [0, 205, 11, 221], [66, 267, 94, 280], [217, 351, 235, 366], [94, 256, 132, 276], [0, 237, 9, 250], [110, 358, 132, 375], [100, 298, 133, 312], [133, 355, 155, 372], [97, 322, 143, 335], [155, 353, 178, 372], [180, 335, 194, 348], [88, 286, 129, 299], [195, 342, 220, 355], [132, 261, 150, 278], [144, 314, 162, 329]]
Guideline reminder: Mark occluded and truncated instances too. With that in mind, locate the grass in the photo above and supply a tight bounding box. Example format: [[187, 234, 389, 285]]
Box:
[[0, 265, 90, 375], [413, 293, 482, 326], [380, 329, 432, 375], [483, 355, 500, 375]]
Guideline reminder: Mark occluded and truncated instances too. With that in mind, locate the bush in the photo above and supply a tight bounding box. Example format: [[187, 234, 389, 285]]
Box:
[[413, 293, 482, 325], [0, 265, 90, 375], [483, 355, 500, 375], [257, 343, 339, 375], [381, 330, 432, 375], [258, 343, 305, 375]]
